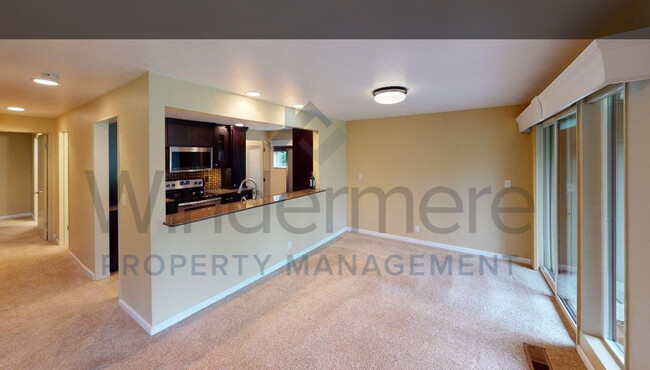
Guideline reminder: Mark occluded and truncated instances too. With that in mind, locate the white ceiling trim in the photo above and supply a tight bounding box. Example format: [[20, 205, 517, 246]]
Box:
[[516, 37, 650, 132]]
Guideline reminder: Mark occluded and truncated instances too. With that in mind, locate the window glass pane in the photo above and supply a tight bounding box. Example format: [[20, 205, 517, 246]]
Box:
[[273, 151, 287, 168], [556, 113, 578, 319], [541, 125, 555, 279], [607, 91, 625, 352]]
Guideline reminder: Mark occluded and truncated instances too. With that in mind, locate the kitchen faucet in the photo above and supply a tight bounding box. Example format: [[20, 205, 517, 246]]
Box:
[[237, 178, 259, 200]]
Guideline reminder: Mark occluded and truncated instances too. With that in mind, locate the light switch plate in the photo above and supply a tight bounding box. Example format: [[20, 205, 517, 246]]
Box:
[[505, 180, 512, 188]]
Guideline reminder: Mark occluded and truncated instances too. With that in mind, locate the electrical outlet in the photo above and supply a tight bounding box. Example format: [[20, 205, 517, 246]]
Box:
[[505, 180, 512, 188], [288, 241, 292, 250], [415, 226, 420, 233], [121, 194, 127, 207], [358, 173, 363, 180]]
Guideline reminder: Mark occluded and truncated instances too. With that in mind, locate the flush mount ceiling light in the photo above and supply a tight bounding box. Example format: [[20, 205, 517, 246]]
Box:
[[32, 72, 60, 86], [372, 86, 408, 104], [7, 106, 25, 111], [235, 123, 245, 127], [292, 104, 304, 109], [245, 91, 261, 97]]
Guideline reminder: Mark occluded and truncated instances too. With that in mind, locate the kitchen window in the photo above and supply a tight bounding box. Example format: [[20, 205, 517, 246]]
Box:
[[273, 150, 287, 168]]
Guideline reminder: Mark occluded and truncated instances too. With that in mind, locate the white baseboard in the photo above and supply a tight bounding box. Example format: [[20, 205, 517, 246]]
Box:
[[348, 227, 531, 266], [0, 212, 33, 220], [119, 299, 153, 334], [68, 250, 95, 280], [148, 227, 348, 335], [577, 344, 596, 370]]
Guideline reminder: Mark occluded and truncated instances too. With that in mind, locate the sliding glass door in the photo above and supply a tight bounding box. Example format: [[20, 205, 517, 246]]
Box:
[[556, 114, 578, 318], [537, 109, 578, 321], [604, 90, 626, 352], [540, 124, 556, 283]]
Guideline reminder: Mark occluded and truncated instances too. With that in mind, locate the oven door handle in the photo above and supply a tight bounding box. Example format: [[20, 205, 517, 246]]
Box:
[[178, 198, 221, 207]]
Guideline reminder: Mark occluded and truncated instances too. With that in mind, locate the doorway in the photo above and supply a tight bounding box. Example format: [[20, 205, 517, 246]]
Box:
[[246, 141, 264, 198], [93, 119, 119, 279]]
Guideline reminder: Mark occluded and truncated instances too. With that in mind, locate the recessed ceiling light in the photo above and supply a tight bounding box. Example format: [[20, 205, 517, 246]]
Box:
[[372, 86, 408, 105], [7, 106, 25, 111], [32, 78, 60, 86], [245, 91, 261, 97], [292, 104, 304, 110], [235, 123, 245, 127]]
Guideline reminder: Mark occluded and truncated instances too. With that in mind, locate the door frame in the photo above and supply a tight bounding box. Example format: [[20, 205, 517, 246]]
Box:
[[34, 133, 49, 241], [58, 131, 70, 248]]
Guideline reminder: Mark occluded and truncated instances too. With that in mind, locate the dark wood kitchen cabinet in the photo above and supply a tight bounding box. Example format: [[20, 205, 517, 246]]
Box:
[[165, 118, 213, 147], [192, 125, 214, 147], [166, 119, 193, 146], [293, 128, 314, 191], [230, 126, 248, 187], [213, 125, 230, 168]]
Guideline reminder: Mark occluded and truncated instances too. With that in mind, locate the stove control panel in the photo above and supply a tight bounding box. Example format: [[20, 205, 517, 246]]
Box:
[[166, 179, 203, 190]]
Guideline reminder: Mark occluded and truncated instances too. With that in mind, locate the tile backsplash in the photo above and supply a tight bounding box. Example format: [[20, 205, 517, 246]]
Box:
[[166, 169, 222, 189]]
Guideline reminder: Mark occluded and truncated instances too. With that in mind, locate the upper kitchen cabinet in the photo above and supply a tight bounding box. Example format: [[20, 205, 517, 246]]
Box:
[[214, 125, 230, 168], [165, 118, 213, 147], [230, 126, 248, 187], [192, 125, 214, 147], [166, 118, 193, 147]]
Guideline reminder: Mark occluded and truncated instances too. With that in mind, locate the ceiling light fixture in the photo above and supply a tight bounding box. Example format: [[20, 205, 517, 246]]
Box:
[[7, 106, 25, 111], [245, 91, 261, 97], [372, 86, 408, 105], [292, 104, 304, 110], [235, 123, 245, 127], [33, 72, 61, 86]]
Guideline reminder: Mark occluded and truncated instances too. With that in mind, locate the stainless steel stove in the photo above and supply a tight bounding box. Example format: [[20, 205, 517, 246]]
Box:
[[165, 179, 221, 214]]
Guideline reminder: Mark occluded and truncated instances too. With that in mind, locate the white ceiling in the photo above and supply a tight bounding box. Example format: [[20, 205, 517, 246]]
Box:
[[0, 40, 590, 121]]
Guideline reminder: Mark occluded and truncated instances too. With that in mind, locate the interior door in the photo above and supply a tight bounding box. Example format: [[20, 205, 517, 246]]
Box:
[[36, 134, 48, 240]]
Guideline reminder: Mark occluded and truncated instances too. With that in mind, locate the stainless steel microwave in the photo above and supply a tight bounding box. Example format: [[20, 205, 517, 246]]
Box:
[[169, 146, 213, 173]]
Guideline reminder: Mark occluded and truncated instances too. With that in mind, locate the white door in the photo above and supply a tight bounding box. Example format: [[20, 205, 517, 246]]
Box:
[[246, 142, 264, 197], [36, 134, 48, 240]]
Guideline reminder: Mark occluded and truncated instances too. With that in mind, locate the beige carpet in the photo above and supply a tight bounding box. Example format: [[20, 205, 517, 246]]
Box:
[[0, 217, 584, 369]]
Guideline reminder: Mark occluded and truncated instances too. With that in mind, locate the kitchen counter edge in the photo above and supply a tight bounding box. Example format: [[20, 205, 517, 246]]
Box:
[[164, 188, 325, 227]]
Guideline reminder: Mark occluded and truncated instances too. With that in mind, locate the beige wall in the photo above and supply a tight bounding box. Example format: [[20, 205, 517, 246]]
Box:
[[347, 105, 533, 259], [148, 73, 347, 327], [56, 73, 152, 322], [0, 132, 33, 217]]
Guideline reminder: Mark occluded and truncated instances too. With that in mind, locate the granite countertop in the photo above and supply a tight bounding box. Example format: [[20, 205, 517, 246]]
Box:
[[205, 187, 252, 196], [164, 188, 325, 226]]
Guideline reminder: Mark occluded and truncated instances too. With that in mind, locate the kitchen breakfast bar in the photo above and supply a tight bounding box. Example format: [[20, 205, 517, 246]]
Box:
[[164, 188, 325, 226]]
